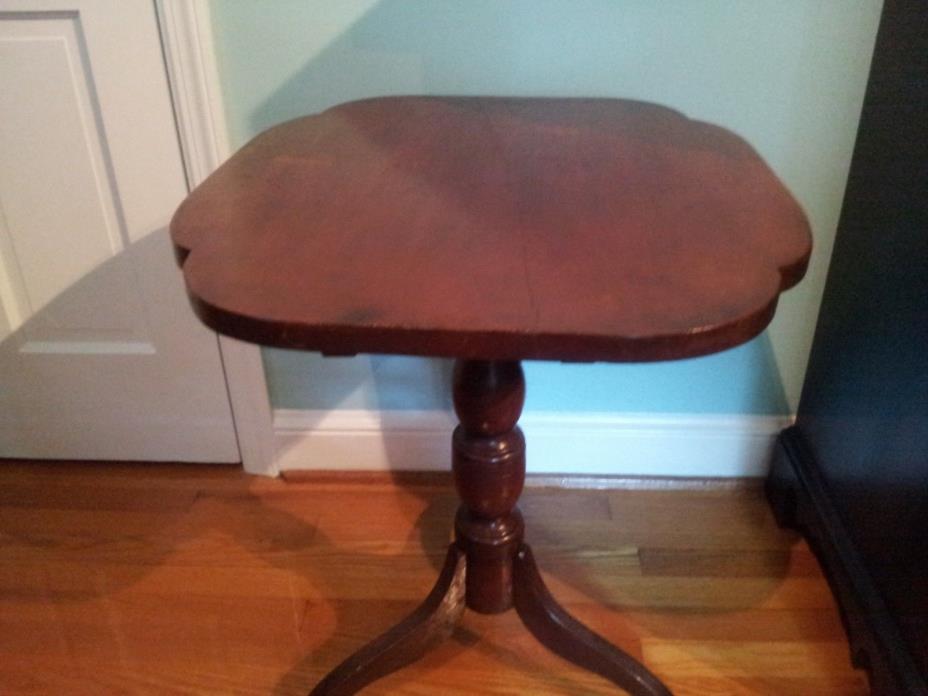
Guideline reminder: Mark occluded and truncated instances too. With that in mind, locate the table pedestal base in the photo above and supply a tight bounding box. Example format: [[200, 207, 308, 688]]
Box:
[[309, 360, 671, 695]]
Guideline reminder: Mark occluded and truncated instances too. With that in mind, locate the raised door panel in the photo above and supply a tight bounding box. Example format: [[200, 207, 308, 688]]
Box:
[[0, 11, 147, 351], [0, 1, 238, 461]]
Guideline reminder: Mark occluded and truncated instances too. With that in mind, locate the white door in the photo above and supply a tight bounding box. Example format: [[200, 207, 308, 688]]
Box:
[[0, 0, 239, 461]]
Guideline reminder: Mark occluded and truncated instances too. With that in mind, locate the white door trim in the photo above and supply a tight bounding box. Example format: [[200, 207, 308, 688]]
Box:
[[155, 0, 277, 476]]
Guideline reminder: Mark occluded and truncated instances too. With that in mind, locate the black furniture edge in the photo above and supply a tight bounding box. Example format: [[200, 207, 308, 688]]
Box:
[[767, 426, 928, 696]]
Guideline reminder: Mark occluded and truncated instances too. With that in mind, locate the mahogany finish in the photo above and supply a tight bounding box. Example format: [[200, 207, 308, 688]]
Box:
[[312, 360, 671, 695], [171, 96, 811, 362], [309, 546, 466, 696], [452, 360, 526, 613], [513, 546, 672, 696], [169, 96, 812, 695]]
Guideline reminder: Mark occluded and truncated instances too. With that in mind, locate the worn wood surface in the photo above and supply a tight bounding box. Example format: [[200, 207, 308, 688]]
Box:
[[314, 359, 674, 694], [513, 544, 671, 695], [0, 461, 866, 695], [451, 360, 527, 614], [171, 96, 811, 362], [310, 545, 466, 696]]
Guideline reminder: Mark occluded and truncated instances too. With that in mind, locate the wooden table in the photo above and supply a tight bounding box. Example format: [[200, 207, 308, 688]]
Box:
[[171, 96, 811, 695]]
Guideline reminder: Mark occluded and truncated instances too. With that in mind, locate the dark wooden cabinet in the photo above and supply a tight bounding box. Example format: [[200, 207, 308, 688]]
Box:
[[766, 2, 928, 694]]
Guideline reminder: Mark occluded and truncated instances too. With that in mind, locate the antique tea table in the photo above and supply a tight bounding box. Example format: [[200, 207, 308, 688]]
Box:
[[171, 97, 811, 695]]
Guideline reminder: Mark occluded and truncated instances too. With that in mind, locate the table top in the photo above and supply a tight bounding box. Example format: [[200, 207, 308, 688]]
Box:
[[171, 96, 811, 362]]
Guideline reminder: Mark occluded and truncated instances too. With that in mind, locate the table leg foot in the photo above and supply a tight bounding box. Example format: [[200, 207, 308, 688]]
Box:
[[309, 544, 466, 696], [513, 544, 673, 696]]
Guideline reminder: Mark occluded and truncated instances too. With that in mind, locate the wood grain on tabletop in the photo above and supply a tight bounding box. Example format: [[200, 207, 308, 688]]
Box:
[[0, 461, 866, 695], [170, 96, 811, 362]]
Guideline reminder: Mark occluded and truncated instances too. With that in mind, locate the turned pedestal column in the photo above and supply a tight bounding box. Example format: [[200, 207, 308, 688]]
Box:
[[308, 360, 672, 695], [452, 359, 526, 614]]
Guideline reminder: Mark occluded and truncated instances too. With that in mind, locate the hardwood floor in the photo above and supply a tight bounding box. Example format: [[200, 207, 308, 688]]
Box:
[[0, 462, 867, 695]]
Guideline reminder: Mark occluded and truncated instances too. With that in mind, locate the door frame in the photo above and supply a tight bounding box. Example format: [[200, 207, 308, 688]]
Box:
[[155, 0, 276, 476]]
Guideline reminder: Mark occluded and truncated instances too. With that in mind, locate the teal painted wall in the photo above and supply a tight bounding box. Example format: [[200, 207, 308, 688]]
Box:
[[210, 0, 881, 415]]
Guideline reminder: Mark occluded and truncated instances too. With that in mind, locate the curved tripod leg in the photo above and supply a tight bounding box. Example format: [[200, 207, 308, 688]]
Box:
[[310, 545, 466, 696], [513, 545, 673, 696]]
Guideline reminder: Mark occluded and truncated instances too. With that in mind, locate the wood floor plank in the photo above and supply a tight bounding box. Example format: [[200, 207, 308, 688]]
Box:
[[644, 639, 859, 676], [0, 462, 866, 694]]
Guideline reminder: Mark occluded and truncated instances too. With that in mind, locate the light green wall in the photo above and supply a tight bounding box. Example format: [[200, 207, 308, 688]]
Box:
[[210, 0, 881, 414]]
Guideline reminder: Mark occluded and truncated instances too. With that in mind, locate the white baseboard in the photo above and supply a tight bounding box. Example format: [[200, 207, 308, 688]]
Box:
[[274, 409, 791, 478]]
